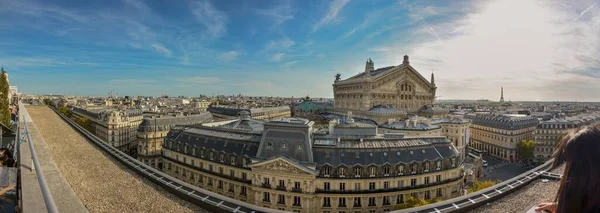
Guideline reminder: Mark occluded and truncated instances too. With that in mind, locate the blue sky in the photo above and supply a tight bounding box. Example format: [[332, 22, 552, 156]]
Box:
[[1, 0, 599, 101]]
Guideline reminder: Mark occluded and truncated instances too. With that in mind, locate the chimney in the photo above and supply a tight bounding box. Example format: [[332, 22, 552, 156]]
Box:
[[329, 119, 336, 135]]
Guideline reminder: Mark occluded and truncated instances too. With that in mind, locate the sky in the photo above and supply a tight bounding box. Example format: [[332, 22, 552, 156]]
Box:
[[0, 0, 599, 101]]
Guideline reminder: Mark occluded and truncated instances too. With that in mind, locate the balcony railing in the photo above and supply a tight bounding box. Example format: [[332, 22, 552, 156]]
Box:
[[316, 175, 464, 194]]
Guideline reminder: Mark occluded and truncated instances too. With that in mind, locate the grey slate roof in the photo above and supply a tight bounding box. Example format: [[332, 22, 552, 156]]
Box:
[[165, 126, 261, 157], [345, 66, 396, 80], [220, 117, 265, 132], [313, 138, 459, 166], [471, 114, 539, 130], [368, 105, 403, 114]]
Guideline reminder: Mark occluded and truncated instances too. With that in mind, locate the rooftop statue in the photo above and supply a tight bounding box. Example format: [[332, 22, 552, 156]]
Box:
[[334, 73, 341, 82]]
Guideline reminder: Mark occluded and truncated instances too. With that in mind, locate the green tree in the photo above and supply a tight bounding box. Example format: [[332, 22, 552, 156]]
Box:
[[517, 140, 536, 161], [394, 196, 441, 210], [0, 69, 10, 127], [467, 180, 499, 193], [58, 107, 69, 115]]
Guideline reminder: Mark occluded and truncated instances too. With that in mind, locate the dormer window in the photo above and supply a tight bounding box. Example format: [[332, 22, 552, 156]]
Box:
[[369, 166, 376, 177], [209, 151, 214, 160], [354, 166, 362, 177], [383, 166, 390, 176], [338, 167, 346, 177], [267, 141, 273, 148], [411, 164, 417, 174], [230, 156, 236, 165], [281, 143, 287, 149], [424, 162, 430, 172], [297, 144, 302, 150], [322, 166, 331, 177], [451, 158, 456, 167]]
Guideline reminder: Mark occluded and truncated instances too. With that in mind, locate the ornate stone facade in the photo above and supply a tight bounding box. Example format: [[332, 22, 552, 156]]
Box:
[[333, 55, 437, 113], [162, 114, 464, 213]]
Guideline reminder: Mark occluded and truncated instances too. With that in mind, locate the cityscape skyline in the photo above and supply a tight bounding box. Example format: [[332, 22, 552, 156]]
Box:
[[1, 0, 599, 101]]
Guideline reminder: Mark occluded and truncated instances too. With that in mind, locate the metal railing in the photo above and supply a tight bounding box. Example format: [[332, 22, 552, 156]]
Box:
[[19, 104, 59, 213]]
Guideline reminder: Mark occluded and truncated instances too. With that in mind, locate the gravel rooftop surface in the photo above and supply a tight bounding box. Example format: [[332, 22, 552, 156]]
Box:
[[550, 163, 565, 173], [468, 179, 560, 213], [27, 106, 207, 213]]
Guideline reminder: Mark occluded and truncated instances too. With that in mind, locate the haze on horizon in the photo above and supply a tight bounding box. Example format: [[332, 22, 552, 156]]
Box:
[[0, 0, 598, 101]]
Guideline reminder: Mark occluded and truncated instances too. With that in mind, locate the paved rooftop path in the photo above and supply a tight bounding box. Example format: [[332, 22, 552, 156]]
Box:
[[26, 106, 206, 213]]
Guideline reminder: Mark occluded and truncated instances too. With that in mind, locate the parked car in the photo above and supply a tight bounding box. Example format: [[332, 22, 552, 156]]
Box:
[[482, 160, 488, 167]]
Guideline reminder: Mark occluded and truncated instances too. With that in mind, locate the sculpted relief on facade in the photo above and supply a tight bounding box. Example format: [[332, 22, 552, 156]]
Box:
[[254, 159, 308, 175]]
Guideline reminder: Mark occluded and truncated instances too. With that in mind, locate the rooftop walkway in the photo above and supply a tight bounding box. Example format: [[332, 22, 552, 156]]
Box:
[[21, 105, 205, 212]]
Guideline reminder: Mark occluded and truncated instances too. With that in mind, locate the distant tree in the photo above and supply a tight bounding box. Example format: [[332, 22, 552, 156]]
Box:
[[517, 140, 536, 161], [0, 69, 10, 127], [467, 180, 499, 193], [43, 99, 52, 106], [76, 117, 93, 132], [394, 196, 441, 210]]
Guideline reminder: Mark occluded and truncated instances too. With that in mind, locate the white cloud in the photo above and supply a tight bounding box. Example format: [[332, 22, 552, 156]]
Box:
[[266, 38, 295, 50], [219, 51, 239, 61], [255, 0, 294, 27], [304, 40, 315, 46], [377, 0, 600, 101], [191, 0, 228, 38], [271, 53, 285, 61], [312, 0, 351, 32], [151, 43, 172, 56]]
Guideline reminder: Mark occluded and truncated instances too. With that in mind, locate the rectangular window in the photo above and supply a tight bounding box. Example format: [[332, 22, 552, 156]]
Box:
[[323, 197, 331, 207], [339, 183, 346, 191], [263, 178, 270, 187], [217, 180, 223, 189], [354, 183, 360, 191], [324, 182, 330, 191], [383, 196, 390, 205], [369, 182, 375, 191], [424, 177, 430, 185], [384, 181, 389, 189], [242, 172, 247, 180], [436, 175, 441, 182], [228, 183, 234, 192], [278, 194, 285, 204], [219, 167, 223, 174], [293, 196, 301, 206], [368, 197, 376, 206], [338, 197, 346, 207], [353, 197, 361, 207], [240, 186, 247, 196], [230, 170, 235, 178], [397, 194, 404, 204], [425, 191, 431, 200], [436, 188, 443, 197], [398, 180, 404, 188], [279, 180, 286, 189], [411, 179, 417, 187], [263, 192, 270, 202]]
